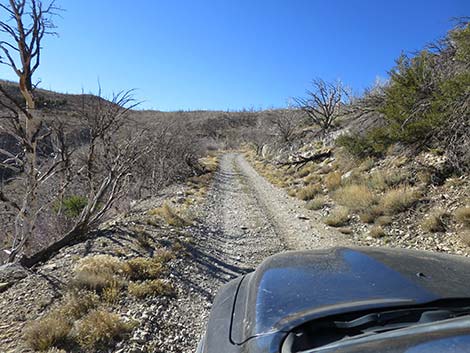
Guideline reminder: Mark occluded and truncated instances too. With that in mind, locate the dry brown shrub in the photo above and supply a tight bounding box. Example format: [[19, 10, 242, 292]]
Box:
[[128, 279, 175, 299], [378, 187, 420, 215], [323, 207, 350, 227], [74, 310, 134, 350], [333, 184, 377, 211], [306, 196, 327, 210], [369, 226, 386, 238], [421, 209, 448, 233], [325, 171, 342, 191], [72, 255, 127, 292], [23, 313, 72, 351], [297, 184, 322, 201], [124, 257, 164, 281], [375, 216, 393, 226], [148, 203, 191, 227], [455, 206, 470, 228]]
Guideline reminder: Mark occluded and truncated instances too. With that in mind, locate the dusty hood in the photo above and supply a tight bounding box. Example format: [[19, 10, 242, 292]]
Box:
[[230, 247, 470, 344]]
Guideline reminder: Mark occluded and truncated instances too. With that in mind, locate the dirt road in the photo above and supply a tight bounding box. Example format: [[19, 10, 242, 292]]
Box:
[[177, 153, 349, 352]]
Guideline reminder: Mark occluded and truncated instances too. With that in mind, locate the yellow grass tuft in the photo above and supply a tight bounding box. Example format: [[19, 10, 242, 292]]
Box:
[[323, 207, 350, 227], [297, 184, 322, 201], [378, 187, 420, 215], [333, 184, 377, 211]]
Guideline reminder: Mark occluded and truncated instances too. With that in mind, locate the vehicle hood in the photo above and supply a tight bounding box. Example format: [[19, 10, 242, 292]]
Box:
[[230, 247, 470, 344]]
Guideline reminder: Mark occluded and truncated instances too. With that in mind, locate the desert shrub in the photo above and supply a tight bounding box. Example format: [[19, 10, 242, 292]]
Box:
[[287, 188, 298, 197], [378, 187, 420, 215], [325, 171, 342, 191], [358, 207, 383, 224], [74, 310, 134, 350], [59, 291, 99, 320], [24, 313, 72, 351], [375, 216, 393, 226], [358, 158, 376, 172], [460, 230, 470, 247], [323, 207, 350, 227], [72, 255, 127, 292], [124, 257, 164, 281], [153, 248, 176, 263], [306, 195, 327, 210], [149, 203, 191, 227], [333, 184, 377, 211], [102, 286, 121, 304], [336, 128, 392, 158], [128, 279, 175, 299], [53, 195, 88, 218], [455, 206, 470, 228], [369, 226, 386, 238], [421, 209, 448, 233], [297, 184, 322, 201], [296, 166, 311, 178], [304, 173, 320, 184]]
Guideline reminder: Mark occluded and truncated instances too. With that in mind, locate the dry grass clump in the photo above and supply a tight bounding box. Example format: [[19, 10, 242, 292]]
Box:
[[287, 188, 298, 197], [128, 279, 175, 299], [304, 173, 320, 184], [296, 166, 311, 178], [153, 248, 176, 263], [325, 171, 342, 191], [358, 207, 383, 224], [59, 292, 99, 320], [333, 184, 377, 211], [323, 207, 350, 227], [24, 291, 100, 351], [74, 310, 134, 350], [148, 203, 191, 227], [421, 209, 448, 233], [358, 158, 375, 172], [124, 257, 164, 281], [375, 216, 393, 226], [378, 187, 420, 215], [23, 313, 72, 351], [459, 230, 470, 247], [306, 195, 327, 210], [455, 206, 470, 228], [200, 155, 219, 172], [72, 255, 127, 292], [369, 226, 386, 238], [297, 184, 322, 201]]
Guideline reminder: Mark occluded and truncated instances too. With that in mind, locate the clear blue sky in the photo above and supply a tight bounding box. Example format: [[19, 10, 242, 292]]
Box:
[[0, 0, 468, 111]]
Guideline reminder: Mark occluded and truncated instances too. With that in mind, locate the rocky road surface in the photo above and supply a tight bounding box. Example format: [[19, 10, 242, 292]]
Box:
[[180, 153, 349, 352]]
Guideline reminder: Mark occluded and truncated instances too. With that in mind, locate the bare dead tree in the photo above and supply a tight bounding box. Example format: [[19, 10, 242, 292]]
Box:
[[269, 108, 302, 143], [0, 0, 63, 262], [19, 91, 152, 266], [0, 0, 59, 108], [295, 78, 350, 132]]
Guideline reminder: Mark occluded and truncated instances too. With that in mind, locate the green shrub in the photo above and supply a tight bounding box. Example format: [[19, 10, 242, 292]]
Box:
[[336, 129, 391, 158], [53, 195, 88, 218]]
